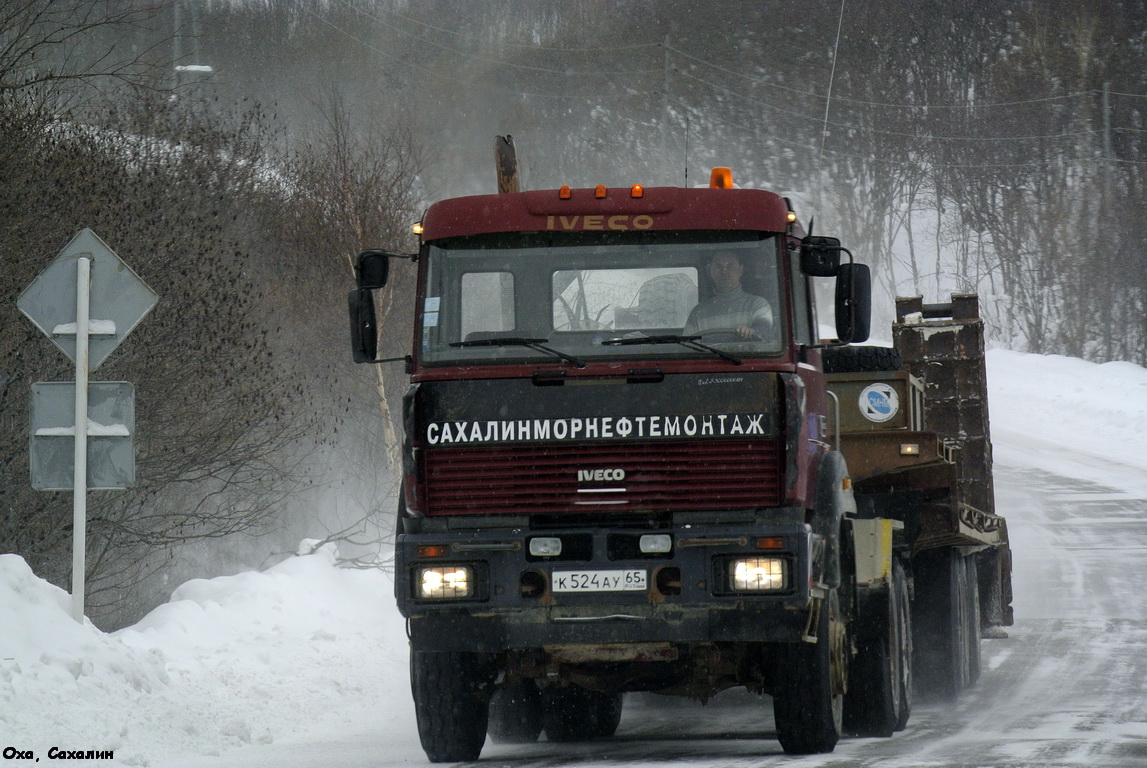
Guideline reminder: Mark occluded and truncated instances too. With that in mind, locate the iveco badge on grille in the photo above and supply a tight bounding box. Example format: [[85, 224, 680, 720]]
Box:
[[577, 468, 626, 482]]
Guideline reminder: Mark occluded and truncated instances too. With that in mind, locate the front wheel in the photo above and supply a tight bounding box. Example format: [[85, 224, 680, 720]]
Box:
[[844, 560, 912, 737], [542, 686, 624, 742], [488, 679, 544, 744], [773, 592, 846, 754], [410, 650, 496, 762]]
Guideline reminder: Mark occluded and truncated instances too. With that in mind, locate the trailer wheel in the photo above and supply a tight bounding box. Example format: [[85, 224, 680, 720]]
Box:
[[410, 649, 496, 762], [774, 591, 846, 754], [964, 555, 982, 687], [912, 548, 979, 699], [894, 559, 914, 731], [844, 560, 911, 737], [593, 692, 625, 737], [488, 679, 543, 744], [822, 345, 903, 373], [542, 686, 624, 742]]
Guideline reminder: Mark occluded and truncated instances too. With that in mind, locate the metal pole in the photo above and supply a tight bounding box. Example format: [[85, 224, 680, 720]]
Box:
[[72, 256, 91, 622]]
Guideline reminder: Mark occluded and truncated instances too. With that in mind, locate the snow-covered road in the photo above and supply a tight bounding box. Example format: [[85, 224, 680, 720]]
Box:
[[4, 350, 1147, 767]]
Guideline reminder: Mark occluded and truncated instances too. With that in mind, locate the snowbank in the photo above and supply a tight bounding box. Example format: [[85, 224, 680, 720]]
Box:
[[0, 544, 415, 766], [986, 349, 1147, 492]]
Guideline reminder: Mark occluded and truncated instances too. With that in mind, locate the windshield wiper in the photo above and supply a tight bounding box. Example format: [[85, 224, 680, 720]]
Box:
[[450, 337, 585, 368], [601, 334, 742, 365]]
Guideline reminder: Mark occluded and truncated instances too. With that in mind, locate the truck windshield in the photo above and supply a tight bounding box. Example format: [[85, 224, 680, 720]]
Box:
[[419, 231, 785, 366]]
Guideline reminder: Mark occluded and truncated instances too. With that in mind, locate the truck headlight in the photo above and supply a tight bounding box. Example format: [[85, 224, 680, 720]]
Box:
[[731, 557, 787, 591], [417, 565, 473, 599]]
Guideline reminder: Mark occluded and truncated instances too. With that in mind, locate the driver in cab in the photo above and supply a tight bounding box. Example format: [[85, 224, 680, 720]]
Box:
[[683, 251, 773, 340]]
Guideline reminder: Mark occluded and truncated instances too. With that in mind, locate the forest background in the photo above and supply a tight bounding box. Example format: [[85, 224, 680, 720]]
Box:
[[1, 0, 1144, 629]]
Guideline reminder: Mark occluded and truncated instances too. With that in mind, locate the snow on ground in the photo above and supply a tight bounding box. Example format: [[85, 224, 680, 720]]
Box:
[[986, 349, 1147, 495], [0, 543, 417, 766], [2, 349, 1146, 766]]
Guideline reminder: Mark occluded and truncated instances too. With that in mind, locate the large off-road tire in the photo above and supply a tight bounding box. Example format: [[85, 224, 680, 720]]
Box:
[[822, 345, 903, 374], [844, 560, 912, 737], [773, 592, 846, 754], [964, 555, 982, 687], [410, 649, 496, 762], [894, 560, 914, 731], [488, 679, 544, 744], [541, 686, 625, 742], [593, 691, 625, 738], [912, 548, 980, 700]]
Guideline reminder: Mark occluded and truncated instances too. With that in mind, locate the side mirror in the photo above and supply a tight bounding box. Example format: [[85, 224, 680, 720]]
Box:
[[800, 236, 843, 277], [356, 250, 391, 289], [835, 263, 871, 343], [348, 288, 378, 363]]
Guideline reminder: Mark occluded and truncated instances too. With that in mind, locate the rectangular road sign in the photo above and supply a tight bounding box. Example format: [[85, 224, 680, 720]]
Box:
[[30, 382, 135, 490]]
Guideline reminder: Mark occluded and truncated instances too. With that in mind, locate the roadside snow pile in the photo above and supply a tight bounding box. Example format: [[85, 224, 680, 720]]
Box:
[[0, 543, 414, 766], [986, 349, 1147, 489], [0, 555, 172, 765]]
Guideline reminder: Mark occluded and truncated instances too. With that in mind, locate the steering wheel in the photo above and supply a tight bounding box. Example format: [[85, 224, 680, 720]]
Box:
[[697, 326, 764, 342]]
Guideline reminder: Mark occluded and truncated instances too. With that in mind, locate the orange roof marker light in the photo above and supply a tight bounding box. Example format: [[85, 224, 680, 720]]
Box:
[[709, 167, 734, 189], [594, 185, 607, 199], [558, 186, 572, 199], [631, 184, 644, 198]]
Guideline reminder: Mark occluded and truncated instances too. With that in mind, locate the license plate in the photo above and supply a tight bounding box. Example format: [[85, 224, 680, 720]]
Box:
[[552, 569, 647, 593]]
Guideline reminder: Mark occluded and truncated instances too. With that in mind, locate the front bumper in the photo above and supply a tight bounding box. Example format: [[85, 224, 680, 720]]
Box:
[[395, 521, 817, 652]]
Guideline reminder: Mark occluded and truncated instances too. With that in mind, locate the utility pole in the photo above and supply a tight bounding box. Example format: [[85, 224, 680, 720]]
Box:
[[173, 0, 182, 90], [661, 35, 670, 183], [172, 0, 214, 102], [1101, 83, 1114, 359]]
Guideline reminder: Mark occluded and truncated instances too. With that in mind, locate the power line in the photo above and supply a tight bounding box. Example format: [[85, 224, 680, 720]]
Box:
[[371, 1, 659, 52], [675, 100, 1147, 170], [337, 0, 660, 77], [317, 5, 1147, 114], [820, 0, 847, 162], [304, 8, 657, 102], [665, 44, 1109, 111], [674, 69, 1106, 144], [306, 5, 1147, 164]]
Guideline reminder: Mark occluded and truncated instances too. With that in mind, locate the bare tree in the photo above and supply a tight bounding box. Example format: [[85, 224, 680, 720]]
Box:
[[286, 92, 423, 471], [0, 0, 168, 96], [260, 91, 425, 566]]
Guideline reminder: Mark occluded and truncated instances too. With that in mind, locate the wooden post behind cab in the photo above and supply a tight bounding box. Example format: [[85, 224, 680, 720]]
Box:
[[494, 135, 519, 194]]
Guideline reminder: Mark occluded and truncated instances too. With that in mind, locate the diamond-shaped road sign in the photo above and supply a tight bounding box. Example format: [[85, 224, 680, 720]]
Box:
[[17, 228, 157, 372]]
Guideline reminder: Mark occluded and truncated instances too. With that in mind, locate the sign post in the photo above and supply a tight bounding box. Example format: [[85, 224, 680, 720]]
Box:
[[18, 230, 157, 622], [72, 256, 91, 623]]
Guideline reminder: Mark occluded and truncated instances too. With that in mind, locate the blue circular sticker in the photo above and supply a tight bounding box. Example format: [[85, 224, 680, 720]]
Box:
[[858, 383, 899, 423]]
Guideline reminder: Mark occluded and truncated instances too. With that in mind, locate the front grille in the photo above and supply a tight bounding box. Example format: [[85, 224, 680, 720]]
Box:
[[422, 439, 784, 516]]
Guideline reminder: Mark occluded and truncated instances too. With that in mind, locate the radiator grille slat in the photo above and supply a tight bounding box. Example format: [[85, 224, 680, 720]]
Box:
[[423, 439, 784, 515]]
